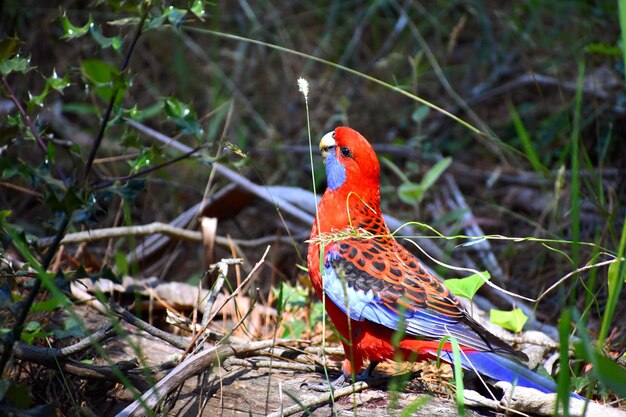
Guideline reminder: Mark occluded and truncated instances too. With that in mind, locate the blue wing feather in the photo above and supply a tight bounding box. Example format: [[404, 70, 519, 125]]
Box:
[[323, 247, 522, 356]]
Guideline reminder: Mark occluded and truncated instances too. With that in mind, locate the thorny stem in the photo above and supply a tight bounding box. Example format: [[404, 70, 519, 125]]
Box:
[[83, 8, 148, 182], [0, 3, 148, 378], [1, 76, 68, 184]]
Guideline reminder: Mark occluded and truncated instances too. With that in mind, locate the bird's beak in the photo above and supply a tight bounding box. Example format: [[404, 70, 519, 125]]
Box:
[[319, 131, 336, 159]]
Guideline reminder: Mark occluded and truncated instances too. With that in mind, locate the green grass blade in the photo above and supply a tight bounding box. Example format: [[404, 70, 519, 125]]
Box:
[[557, 308, 572, 417], [398, 396, 430, 417], [507, 101, 547, 175], [182, 26, 482, 135], [598, 218, 626, 347], [619, 0, 626, 84], [449, 337, 465, 417], [570, 60, 585, 270]]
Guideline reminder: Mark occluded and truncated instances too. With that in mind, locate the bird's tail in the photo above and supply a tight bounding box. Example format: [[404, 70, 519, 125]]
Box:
[[435, 350, 583, 400]]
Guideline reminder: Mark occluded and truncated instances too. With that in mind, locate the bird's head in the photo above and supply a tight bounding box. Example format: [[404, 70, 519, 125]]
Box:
[[319, 126, 380, 193]]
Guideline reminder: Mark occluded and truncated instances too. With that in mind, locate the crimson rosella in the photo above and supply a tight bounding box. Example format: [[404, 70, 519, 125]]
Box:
[[307, 126, 580, 397]]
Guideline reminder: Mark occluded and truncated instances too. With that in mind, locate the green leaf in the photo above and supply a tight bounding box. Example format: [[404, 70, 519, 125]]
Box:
[[52, 317, 86, 338], [60, 13, 93, 40], [282, 318, 305, 338], [28, 85, 49, 107], [81, 58, 116, 84], [420, 157, 452, 191], [411, 106, 430, 124], [108, 17, 141, 27], [584, 43, 623, 57], [490, 308, 528, 333], [128, 152, 152, 173], [31, 294, 64, 312], [397, 158, 452, 205], [190, 0, 206, 20], [224, 141, 247, 158], [24, 321, 41, 332], [47, 70, 71, 93], [272, 282, 307, 309], [115, 251, 128, 276], [164, 6, 188, 27], [5, 382, 33, 408], [90, 24, 123, 51], [0, 37, 20, 61], [46, 141, 56, 164], [572, 309, 626, 397], [164, 97, 191, 119], [443, 271, 490, 300], [125, 102, 164, 122], [0, 55, 32, 76], [80, 58, 125, 102], [275, 282, 285, 317], [29, 70, 69, 108], [398, 182, 423, 205], [164, 97, 202, 136]]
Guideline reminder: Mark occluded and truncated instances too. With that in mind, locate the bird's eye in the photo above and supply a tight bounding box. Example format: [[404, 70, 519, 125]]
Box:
[[340, 147, 352, 158]]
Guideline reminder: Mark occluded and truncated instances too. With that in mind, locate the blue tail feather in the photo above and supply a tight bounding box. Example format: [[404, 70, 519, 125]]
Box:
[[437, 350, 583, 400]]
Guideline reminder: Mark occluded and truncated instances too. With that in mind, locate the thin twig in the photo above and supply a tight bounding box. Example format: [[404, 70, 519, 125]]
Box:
[[266, 381, 376, 417], [1, 76, 48, 154], [92, 145, 203, 190], [83, 8, 148, 180], [222, 357, 319, 373], [1, 76, 68, 183], [204, 246, 270, 325], [108, 300, 190, 350], [202, 259, 243, 326], [38, 222, 304, 249], [4, 323, 115, 362]]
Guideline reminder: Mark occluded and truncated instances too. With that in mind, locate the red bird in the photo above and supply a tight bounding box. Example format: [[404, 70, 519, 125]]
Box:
[[307, 126, 577, 396]]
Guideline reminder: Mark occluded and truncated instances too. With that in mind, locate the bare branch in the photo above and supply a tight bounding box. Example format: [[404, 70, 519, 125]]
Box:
[[115, 339, 298, 417]]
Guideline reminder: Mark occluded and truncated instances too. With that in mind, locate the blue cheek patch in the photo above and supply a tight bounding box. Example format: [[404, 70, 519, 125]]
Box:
[[326, 151, 346, 191]]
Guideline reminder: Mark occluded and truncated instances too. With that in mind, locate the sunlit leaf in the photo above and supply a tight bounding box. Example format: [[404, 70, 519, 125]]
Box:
[[443, 271, 490, 300], [224, 141, 247, 158], [60, 13, 93, 40], [47, 70, 71, 93], [490, 308, 528, 333], [190, 0, 206, 20]]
